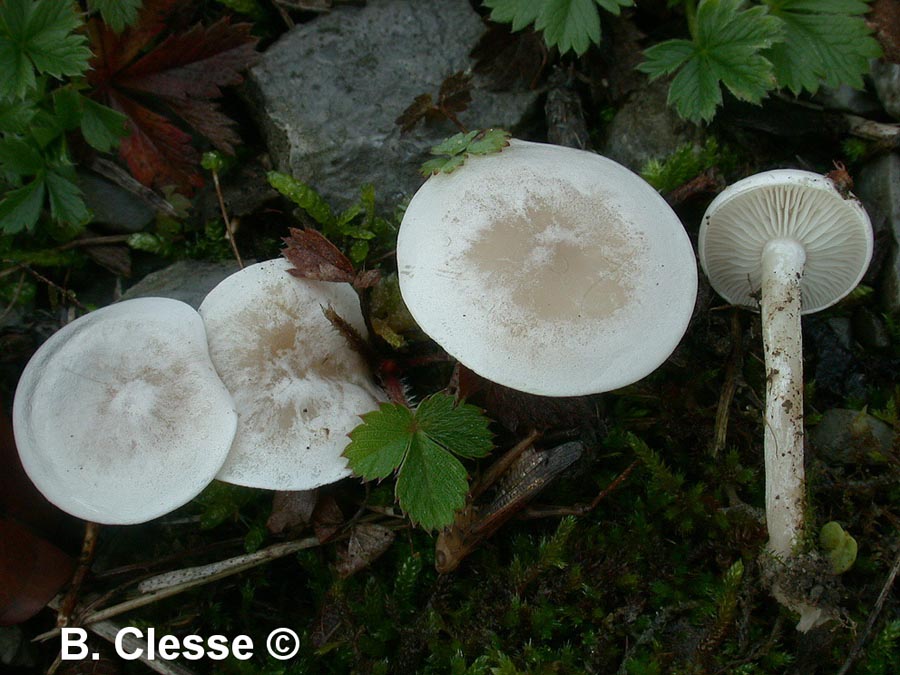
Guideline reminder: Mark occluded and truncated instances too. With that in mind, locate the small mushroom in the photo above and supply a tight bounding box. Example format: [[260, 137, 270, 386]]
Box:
[[199, 258, 384, 490], [13, 298, 238, 524], [699, 169, 873, 628], [396, 139, 698, 396]]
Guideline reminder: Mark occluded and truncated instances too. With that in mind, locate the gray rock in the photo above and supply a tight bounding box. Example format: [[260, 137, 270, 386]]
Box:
[[246, 0, 539, 208], [78, 171, 155, 234], [872, 60, 900, 120], [599, 78, 705, 172], [122, 261, 243, 309], [805, 317, 866, 400], [810, 408, 895, 465], [814, 83, 883, 117], [854, 153, 900, 312]]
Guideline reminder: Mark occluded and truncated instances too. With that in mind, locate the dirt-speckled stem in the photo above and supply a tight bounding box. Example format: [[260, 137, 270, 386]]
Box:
[[761, 238, 807, 558]]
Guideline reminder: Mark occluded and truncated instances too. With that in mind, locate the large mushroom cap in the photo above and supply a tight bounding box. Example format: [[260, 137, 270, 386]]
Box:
[[199, 259, 384, 491], [699, 169, 873, 313], [396, 139, 698, 397], [12, 298, 238, 525]]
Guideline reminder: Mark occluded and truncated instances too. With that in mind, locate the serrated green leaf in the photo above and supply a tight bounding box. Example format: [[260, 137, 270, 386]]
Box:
[[430, 131, 479, 157], [0, 99, 37, 133], [0, 176, 45, 233], [594, 0, 633, 16], [344, 394, 494, 530], [484, 0, 544, 32], [91, 0, 143, 33], [79, 97, 127, 152], [638, 0, 782, 123], [0, 0, 91, 100], [536, 0, 601, 56], [420, 156, 455, 177], [267, 171, 335, 227], [415, 395, 493, 459], [466, 128, 512, 155], [53, 87, 82, 131], [45, 169, 89, 226], [763, 0, 881, 95], [345, 404, 415, 480], [396, 436, 468, 531], [0, 137, 44, 176]]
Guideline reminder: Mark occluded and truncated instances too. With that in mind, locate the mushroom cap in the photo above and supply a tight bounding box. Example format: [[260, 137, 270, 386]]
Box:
[[199, 259, 384, 490], [699, 169, 873, 313], [12, 298, 238, 525], [396, 139, 698, 397]]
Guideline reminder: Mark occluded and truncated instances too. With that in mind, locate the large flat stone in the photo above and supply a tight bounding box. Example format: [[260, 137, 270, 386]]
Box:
[[246, 0, 538, 208]]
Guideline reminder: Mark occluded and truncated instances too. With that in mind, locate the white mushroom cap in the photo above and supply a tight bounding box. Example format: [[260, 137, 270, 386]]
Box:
[[199, 258, 384, 490], [12, 298, 238, 525], [396, 139, 698, 397], [699, 169, 873, 313]]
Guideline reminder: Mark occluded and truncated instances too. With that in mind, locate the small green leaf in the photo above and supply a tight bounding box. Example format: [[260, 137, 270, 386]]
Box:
[[345, 404, 415, 480], [415, 395, 493, 459], [396, 436, 468, 531], [344, 394, 494, 530], [0, 137, 45, 176], [91, 0, 143, 33], [201, 150, 226, 172], [267, 170, 335, 228], [430, 130, 479, 157], [536, 0, 601, 56], [763, 0, 882, 95], [0, 176, 45, 233], [349, 238, 370, 264], [81, 97, 128, 152], [45, 169, 90, 226]]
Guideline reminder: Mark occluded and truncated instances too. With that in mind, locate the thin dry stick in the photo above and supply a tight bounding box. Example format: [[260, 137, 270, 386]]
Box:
[[57, 521, 101, 626], [1, 261, 87, 311], [35, 537, 323, 643], [520, 458, 639, 518], [836, 544, 900, 675], [712, 311, 744, 457], [209, 167, 244, 269], [56, 234, 133, 251]]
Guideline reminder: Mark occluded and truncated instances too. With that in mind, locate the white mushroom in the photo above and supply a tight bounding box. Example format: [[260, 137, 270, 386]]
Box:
[[199, 258, 384, 490], [699, 169, 873, 629], [13, 298, 238, 525], [396, 139, 698, 396]]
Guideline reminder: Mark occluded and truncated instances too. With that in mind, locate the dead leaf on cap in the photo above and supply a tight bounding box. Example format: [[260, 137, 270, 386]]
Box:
[[335, 523, 395, 578]]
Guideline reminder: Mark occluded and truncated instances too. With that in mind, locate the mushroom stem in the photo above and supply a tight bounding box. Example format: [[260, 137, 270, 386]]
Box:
[[761, 237, 807, 559]]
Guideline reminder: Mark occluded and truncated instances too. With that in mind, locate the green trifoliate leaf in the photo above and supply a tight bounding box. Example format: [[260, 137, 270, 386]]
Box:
[[80, 97, 128, 153], [91, 0, 143, 34], [0, 176, 45, 233], [344, 394, 494, 530], [420, 129, 511, 177], [762, 0, 882, 95], [0, 0, 92, 101], [639, 0, 783, 123]]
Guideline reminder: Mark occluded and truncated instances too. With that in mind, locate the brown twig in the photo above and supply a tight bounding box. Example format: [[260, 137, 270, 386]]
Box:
[[210, 168, 244, 269], [56, 234, 133, 251], [2, 261, 86, 311], [519, 459, 639, 518], [57, 521, 101, 627], [836, 543, 900, 675]]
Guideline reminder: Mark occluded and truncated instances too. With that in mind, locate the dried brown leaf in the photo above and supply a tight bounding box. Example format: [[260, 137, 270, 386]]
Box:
[[311, 495, 344, 543], [438, 71, 473, 114], [282, 227, 356, 284], [335, 523, 395, 578], [396, 93, 435, 133]]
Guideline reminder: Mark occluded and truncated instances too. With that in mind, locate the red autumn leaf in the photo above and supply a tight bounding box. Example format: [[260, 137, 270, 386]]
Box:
[[282, 227, 356, 284], [87, 2, 258, 193]]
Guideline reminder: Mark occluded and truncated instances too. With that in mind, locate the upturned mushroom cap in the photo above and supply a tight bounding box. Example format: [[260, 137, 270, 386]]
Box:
[[699, 169, 873, 313], [199, 259, 384, 490], [396, 139, 698, 397], [12, 298, 238, 525]]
